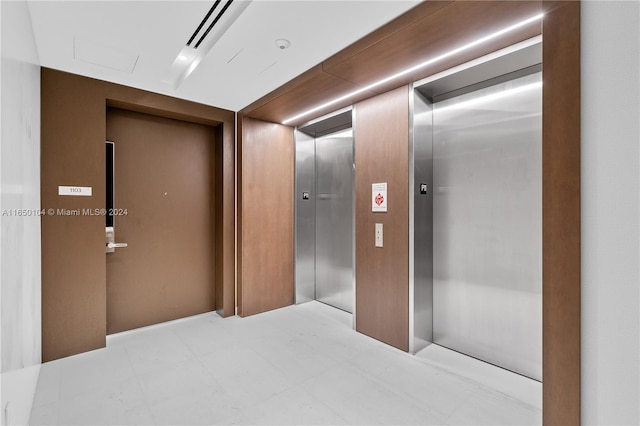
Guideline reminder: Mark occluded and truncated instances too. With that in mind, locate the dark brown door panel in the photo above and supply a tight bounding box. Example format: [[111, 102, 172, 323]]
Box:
[[106, 108, 216, 334]]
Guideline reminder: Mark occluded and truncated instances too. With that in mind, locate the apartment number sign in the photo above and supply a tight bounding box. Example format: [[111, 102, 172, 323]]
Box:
[[58, 186, 92, 196]]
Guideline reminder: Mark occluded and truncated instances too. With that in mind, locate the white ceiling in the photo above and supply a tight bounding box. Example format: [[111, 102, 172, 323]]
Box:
[[27, 0, 421, 112]]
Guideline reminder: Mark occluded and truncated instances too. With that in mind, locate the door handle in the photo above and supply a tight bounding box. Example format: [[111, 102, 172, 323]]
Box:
[[106, 242, 128, 249], [106, 226, 127, 253]]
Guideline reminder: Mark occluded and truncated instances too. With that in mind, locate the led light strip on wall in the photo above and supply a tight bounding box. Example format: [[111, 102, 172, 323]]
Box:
[[282, 13, 544, 125]]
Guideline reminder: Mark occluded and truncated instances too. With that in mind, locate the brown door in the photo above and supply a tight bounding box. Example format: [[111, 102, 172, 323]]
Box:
[[106, 108, 215, 334]]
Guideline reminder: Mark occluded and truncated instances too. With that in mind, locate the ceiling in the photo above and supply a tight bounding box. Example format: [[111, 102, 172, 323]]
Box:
[[27, 0, 421, 112]]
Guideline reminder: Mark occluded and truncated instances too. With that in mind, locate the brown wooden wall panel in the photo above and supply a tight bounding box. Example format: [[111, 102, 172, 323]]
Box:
[[214, 125, 225, 312], [354, 86, 409, 351], [238, 117, 294, 317], [41, 68, 235, 361], [245, 72, 378, 125], [239, 65, 325, 117], [542, 2, 581, 425], [41, 69, 107, 361], [241, 1, 543, 127], [221, 114, 236, 317], [237, 115, 244, 316], [322, 1, 451, 70], [324, 1, 542, 93]]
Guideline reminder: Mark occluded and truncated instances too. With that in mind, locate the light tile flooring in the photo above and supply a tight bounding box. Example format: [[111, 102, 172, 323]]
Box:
[[30, 302, 542, 425]]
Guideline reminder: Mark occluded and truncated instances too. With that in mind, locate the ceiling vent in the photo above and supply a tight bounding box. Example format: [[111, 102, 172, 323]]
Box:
[[164, 0, 252, 89], [187, 0, 235, 49]]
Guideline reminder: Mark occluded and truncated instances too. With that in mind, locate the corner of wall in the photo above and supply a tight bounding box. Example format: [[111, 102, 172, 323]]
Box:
[[1, 0, 43, 373], [0, 1, 43, 424]]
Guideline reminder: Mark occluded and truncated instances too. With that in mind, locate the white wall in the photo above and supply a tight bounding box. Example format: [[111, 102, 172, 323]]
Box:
[[0, 0, 42, 424], [581, 1, 640, 424]]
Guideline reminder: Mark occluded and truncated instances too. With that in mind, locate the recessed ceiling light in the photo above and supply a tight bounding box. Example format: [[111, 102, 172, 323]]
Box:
[[282, 13, 544, 125], [275, 39, 291, 50]]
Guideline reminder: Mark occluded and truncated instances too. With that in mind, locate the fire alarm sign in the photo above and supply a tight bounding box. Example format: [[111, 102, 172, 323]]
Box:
[[372, 182, 387, 212]]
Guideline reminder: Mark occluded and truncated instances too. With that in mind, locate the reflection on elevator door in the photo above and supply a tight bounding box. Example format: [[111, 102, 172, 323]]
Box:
[[314, 130, 354, 313], [295, 115, 355, 314], [432, 72, 542, 380]]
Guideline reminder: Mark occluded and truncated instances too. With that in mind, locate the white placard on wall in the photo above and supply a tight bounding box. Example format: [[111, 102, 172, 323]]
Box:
[[58, 186, 92, 196], [372, 182, 387, 212]]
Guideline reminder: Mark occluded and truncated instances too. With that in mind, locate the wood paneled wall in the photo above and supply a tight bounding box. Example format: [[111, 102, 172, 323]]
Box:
[[237, 116, 295, 317], [41, 69, 107, 360], [240, 1, 542, 126], [542, 2, 581, 425], [354, 87, 410, 351], [41, 68, 235, 361]]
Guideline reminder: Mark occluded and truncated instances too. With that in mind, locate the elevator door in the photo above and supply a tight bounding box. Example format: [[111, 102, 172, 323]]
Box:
[[314, 130, 354, 313], [432, 72, 542, 380]]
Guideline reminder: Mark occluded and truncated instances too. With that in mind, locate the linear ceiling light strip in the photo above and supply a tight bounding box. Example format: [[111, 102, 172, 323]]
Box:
[[282, 13, 544, 125], [195, 0, 235, 49], [187, 0, 222, 47]]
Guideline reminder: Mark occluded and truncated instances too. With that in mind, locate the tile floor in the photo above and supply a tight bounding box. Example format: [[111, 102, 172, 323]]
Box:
[[29, 301, 542, 425]]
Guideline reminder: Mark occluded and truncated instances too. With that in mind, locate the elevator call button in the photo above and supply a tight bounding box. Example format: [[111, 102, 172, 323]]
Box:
[[302, 192, 310, 200], [420, 184, 428, 195]]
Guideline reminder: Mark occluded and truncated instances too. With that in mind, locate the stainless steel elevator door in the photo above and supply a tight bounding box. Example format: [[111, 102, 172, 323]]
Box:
[[314, 130, 354, 313], [432, 73, 542, 380]]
